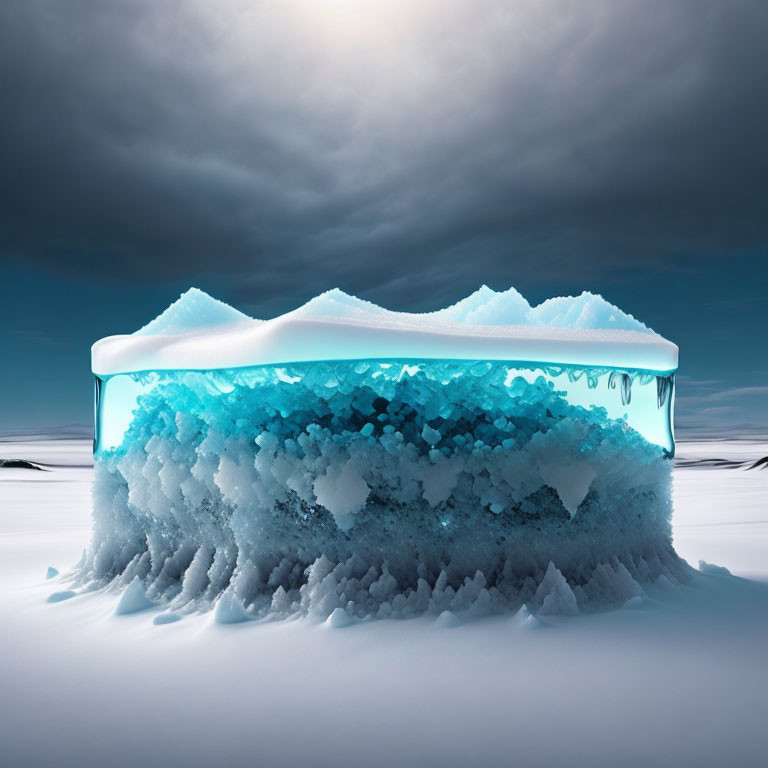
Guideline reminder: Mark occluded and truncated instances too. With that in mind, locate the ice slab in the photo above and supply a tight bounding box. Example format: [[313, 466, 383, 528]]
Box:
[[82, 285, 681, 620], [92, 287, 678, 376]]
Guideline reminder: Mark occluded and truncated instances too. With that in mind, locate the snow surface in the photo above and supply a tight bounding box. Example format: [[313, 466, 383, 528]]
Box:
[[92, 287, 678, 375], [0, 437, 766, 767]]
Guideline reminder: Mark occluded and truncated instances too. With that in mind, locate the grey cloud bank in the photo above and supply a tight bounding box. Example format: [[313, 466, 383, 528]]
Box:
[[2, 1, 767, 293], [0, 0, 766, 429]]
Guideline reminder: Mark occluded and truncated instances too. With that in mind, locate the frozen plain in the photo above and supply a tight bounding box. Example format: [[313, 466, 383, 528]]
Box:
[[0, 436, 766, 768]]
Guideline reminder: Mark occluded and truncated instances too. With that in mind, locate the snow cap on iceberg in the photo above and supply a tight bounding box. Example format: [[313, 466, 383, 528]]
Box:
[[432, 285, 531, 325], [529, 291, 648, 332], [288, 288, 387, 321], [136, 288, 251, 336], [92, 285, 678, 376]]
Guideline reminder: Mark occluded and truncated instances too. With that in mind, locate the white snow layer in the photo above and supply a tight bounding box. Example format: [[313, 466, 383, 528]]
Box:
[[92, 287, 678, 375]]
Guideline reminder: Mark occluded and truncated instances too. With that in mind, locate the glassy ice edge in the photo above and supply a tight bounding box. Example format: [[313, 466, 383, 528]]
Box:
[[74, 356, 686, 621]]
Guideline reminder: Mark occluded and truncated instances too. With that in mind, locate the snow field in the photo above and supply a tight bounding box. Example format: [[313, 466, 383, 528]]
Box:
[[1, 439, 767, 768]]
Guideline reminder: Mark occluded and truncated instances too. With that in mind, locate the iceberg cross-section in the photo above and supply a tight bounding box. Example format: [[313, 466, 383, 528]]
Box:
[[82, 286, 684, 619]]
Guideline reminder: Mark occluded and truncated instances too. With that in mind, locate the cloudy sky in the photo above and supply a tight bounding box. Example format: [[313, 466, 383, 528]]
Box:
[[1, 0, 766, 431]]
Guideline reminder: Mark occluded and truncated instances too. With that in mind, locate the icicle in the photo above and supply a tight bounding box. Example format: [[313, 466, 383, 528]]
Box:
[[656, 375, 673, 409], [608, 371, 632, 405], [620, 373, 632, 405]]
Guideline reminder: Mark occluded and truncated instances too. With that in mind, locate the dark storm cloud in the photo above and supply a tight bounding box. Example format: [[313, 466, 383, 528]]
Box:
[[1, 0, 767, 309]]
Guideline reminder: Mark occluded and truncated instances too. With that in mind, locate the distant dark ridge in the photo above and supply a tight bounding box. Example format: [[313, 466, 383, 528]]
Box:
[[675, 427, 768, 442], [675, 458, 745, 469], [675, 456, 767, 471], [0, 459, 47, 471]]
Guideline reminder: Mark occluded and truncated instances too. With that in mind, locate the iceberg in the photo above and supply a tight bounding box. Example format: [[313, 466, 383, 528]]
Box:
[[81, 286, 683, 619]]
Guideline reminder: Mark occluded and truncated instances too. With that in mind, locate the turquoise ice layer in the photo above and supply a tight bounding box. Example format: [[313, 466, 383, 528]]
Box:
[[94, 358, 675, 458]]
